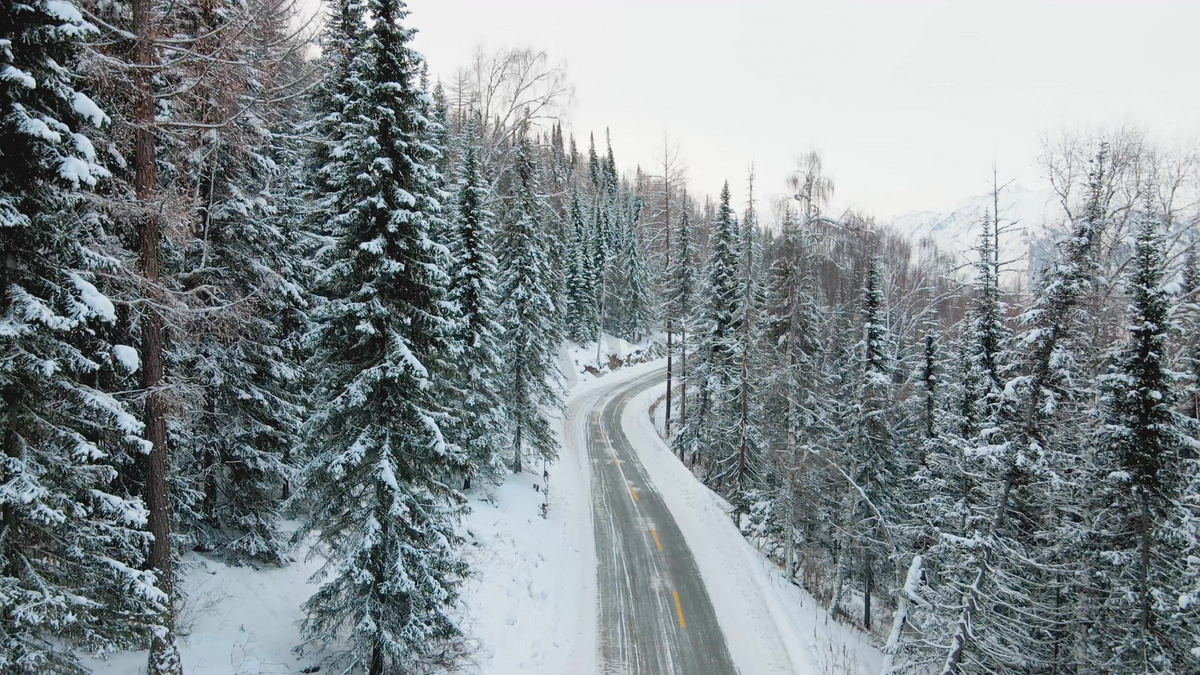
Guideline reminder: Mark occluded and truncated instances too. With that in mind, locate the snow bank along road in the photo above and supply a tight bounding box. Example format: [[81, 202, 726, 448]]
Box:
[[581, 367, 737, 674]]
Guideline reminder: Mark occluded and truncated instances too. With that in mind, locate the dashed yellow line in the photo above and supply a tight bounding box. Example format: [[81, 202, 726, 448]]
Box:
[[628, 484, 638, 501], [673, 591, 685, 628], [651, 529, 663, 551]]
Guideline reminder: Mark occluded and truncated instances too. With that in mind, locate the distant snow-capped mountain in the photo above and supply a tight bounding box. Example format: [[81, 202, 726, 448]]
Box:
[[889, 185, 1059, 271]]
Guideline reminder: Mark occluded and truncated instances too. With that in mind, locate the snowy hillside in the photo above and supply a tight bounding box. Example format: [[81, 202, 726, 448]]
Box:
[[889, 184, 1058, 272]]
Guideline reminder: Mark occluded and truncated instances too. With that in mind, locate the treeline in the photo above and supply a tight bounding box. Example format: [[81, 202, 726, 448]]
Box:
[[0, 0, 660, 673], [669, 139, 1200, 672]]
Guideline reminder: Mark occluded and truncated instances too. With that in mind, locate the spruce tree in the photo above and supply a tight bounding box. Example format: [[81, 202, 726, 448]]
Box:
[[497, 129, 562, 473], [838, 256, 898, 629], [676, 182, 740, 476], [179, 41, 308, 562], [1088, 212, 1198, 672], [448, 116, 507, 487], [618, 204, 652, 342], [0, 0, 163, 669], [666, 193, 698, 443], [763, 209, 825, 581], [298, 1, 467, 670], [725, 181, 767, 498], [564, 189, 595, 342]]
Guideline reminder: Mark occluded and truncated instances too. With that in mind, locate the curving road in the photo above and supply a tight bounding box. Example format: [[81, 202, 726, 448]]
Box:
[[584, 369, 737, 674]]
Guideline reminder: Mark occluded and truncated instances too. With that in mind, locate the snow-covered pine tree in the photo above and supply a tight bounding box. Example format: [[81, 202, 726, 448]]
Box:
[[617, 195, 652, 342], [298, 0, 467, 670], [603, 128, 619, 197], [427, 82, 454, 243], [837, 255, 899, 630], [587, 198, 607, 347], [497, 127, 563, 474], [564, 188, 595, 342], [899, 226, 1015, 671], [763, 207, 826, 582], [675, 182, 740, 478], [1180, 247, 1200, 421], [588, 132, 600, 190], [448, 115, 507, 487], [176, 1, 308, 561], [666, 191, 698, 440], [1087, 210, 1199, 672], [0, 0, 164, 669], [724, 174, 767, 500]]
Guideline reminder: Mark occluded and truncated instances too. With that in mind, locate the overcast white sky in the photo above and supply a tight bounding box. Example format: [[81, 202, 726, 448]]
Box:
[[406, 0, 1199, 221]]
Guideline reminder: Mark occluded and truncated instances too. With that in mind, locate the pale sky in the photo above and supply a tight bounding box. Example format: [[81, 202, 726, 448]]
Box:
[[407, 0, 1199, 221]]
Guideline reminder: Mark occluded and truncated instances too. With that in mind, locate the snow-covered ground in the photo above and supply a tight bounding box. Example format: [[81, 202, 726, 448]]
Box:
[[82, 524, 325, 674], [626, 380, 883, 675]]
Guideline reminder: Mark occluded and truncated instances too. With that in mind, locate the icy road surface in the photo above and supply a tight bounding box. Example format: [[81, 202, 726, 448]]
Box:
[[586, 368, 736, 674]]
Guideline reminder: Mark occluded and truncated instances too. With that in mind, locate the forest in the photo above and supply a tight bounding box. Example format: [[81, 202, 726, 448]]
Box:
[[3, 0, 1199, 672]]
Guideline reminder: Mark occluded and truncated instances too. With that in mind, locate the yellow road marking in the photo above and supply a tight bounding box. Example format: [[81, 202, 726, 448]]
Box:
[[628, 484, 638, 501], [612, 451, 620, 464], [651, 529, 662, 551], [673, 591, 685, 628]]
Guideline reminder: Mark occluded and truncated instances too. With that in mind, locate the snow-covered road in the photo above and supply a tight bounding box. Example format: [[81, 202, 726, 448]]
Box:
[[587, 367, 737, 673], [566, 360, 882, 675]]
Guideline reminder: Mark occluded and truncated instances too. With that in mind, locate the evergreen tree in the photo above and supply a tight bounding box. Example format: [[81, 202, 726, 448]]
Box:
[[1087, 212, 1198, 672], [448, 116, 507, 487], [763, 208, 826, 581], [1180, 247, 1200, 421], [498, 129, 563, 473], [901, 228, 1014, 670], [178, 32, 308, 561], [617, 198, 652, 342], [564, 189, 595, 342], [587, 199, 607, 344], [298, 1, 467, 670], [0, 0, 164, 669], [832, 256, 898, 629], [587, 132, 600, 189], [676, 182, 740, 476], [666, 192, 698, 440], [725, 178, 767, 498]]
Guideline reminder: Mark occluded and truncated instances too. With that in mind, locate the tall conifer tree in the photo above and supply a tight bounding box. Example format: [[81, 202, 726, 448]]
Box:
[[498, 129, 562, 473], [0, 0, 164, 669], [449, 116, 507, 486], [298, 1, 467, 670]]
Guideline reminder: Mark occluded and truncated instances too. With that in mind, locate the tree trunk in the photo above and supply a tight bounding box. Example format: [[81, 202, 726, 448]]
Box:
[[132, 0, 179, 669], [828, 538, 846, 619], [1139, 491, 1151, 669], [864, 550, 873, 630], [941, 477, 1011, 675], [2, 423, 20, 578], [203, 449, 218, 528], [665, 330, 672, 436], [737, 347, 748, 485], [281, 444, 291, 500], [678, 328, 686, 461], [785, 458, 797, 582], [513, 420, 522, 474], [881, 555, 923, 675], [664, 171, 671, 436]]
